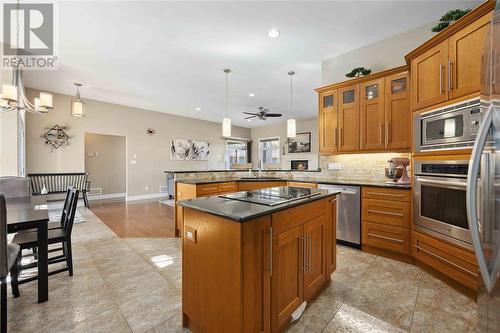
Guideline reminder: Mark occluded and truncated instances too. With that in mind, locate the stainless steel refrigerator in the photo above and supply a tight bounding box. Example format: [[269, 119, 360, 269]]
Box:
[[467, 1, 500, 331]]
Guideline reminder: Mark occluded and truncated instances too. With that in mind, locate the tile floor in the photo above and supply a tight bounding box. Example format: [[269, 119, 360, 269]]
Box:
[[7, 208, 477, 333]]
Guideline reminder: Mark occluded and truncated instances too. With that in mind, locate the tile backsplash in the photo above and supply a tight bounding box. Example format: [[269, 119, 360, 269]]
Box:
[[319, 153, 411, 183]]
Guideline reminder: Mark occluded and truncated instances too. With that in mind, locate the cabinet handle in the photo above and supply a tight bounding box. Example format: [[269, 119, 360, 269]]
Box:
[[300, 236, 305, 271], [308, 234, 312, 272], [387, 122, 391, 145], [340, 128, 343, 146], [269, 227, 273, 276], [368, 233, 404, 243], [330, 198, 337, 203], [202, 187, 218, 191], [380, 123, 384, 144], [366, 192, 404, 197], [448, 60, 454, 91], [367, 209, 404, 217], [334, 128, 338, 147], [439, 64, 445, 94], [414, 244, 478, 278]]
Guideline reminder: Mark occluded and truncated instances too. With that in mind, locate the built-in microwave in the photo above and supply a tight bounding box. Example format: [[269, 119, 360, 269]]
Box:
[[413, 98, 487, 152]]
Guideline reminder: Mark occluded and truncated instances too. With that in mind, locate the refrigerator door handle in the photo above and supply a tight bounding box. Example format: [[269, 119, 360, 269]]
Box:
[[467, 104, 498, 293]]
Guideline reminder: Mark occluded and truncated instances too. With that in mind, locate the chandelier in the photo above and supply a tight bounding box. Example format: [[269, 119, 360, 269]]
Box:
[[0, 0, 54, 114]]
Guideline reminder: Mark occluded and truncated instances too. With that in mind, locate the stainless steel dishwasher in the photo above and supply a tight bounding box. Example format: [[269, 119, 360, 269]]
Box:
[[318, 184, 361, 247]]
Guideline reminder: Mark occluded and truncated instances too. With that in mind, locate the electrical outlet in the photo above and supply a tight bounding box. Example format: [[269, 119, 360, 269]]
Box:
[[145, 186, 149, 191], [328, 163, 341, 171], [130, 159, 137, 165]]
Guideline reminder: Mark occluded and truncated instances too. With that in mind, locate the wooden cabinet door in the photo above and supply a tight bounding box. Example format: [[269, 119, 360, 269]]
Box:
[[319, 90, 339, 154], [271, 225, 304, 333], [325, 198, 337, 277], [303, 215, 327, 301], [411, 40, 448, 111], [385, 72, 410, 150], [338, 84, 360, 151], [360, 78, 385, 151], [448, 13, 491, 100]]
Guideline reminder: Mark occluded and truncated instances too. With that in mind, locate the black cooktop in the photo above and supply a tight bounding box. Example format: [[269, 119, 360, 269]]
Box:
[[219, 186, 322, 206]]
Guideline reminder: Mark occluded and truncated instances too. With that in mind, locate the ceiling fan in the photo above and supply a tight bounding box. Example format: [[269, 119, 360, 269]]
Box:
[[242, 106, 282, 120]]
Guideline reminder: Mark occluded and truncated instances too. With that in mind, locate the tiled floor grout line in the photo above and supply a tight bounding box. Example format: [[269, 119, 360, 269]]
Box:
[[408, 271, 424, 333]]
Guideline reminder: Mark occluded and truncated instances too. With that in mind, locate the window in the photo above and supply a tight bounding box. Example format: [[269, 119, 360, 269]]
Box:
[[226, 140, 250, 166], [259, 137, 280, 165]]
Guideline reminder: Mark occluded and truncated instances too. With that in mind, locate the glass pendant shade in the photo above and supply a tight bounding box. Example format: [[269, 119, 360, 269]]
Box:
[[39, 92, 54, 109], [71, 99, 86, 117], [1, 84, 18, 102], [287, 118, 296, 138], [222, 117, 231, 137]]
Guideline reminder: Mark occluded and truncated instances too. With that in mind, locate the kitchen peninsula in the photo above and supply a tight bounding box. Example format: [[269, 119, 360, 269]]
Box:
[[178, 187, 339, 332]]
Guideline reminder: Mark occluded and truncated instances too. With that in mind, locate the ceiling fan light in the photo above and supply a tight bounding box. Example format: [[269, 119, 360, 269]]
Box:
[[222, 117, 231, 137], [38, 92, 54, 109], [287, 119, 296, 138], [1, 84, 18, 102], [71, 99, 86, 117]]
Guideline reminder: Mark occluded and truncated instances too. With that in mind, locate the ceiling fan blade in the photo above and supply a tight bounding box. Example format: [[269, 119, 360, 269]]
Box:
[[243, 112, 259, 115], [244, 116, 256, 119], [265, 113, 282, 117]]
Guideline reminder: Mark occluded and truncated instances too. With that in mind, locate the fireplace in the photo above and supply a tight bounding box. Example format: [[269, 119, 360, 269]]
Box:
[[291, 160, 308, 170]]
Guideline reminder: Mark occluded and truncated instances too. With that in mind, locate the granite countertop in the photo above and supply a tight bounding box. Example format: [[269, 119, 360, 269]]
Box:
[[165, 169, 321, 173], [176, 176, 411, 189], [177, 189, 339, 222]]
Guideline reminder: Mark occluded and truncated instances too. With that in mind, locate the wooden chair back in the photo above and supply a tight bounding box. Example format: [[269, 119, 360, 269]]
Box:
[[62, 188, 79, 239], [0, 195, 7, 278]]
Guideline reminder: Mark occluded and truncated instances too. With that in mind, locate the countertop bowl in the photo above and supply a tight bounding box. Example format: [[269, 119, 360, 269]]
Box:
[[385, 167, 403, 182]]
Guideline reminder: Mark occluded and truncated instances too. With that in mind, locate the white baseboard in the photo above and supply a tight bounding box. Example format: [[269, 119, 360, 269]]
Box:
[[88, 193, 126, 201], [126, 192, 169, 202]]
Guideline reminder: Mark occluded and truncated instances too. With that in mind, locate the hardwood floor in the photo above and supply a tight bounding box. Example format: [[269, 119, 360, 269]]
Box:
[[90, 198, 176, 238]]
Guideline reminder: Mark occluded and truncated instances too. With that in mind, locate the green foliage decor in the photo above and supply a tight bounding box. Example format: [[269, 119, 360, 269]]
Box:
[[432, 9, 471, 32], [345, 67, 372, 78]]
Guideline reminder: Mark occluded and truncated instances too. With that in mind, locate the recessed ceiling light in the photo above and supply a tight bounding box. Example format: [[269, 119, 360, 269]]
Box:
[[249, 93, 256, 97], [268, 29, 280, 38], [195, 107, 201, 111]]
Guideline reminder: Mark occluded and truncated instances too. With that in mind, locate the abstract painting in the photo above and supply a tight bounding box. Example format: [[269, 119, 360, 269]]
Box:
[[191, 140, 210, 160], [288, 132, 311, 153], [170, 139, 191, 160]]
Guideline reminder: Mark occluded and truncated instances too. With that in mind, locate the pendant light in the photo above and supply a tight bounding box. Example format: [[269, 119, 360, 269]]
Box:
[[71, 83, 86, 117], [222, 68, 232, 137], [287, 71, 296, 138]]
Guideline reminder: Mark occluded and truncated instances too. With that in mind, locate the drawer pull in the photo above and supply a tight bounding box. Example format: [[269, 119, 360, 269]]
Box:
[[200, 187, 218, 191], [414, 245, 479, 278], [367, 233, 404, 244], [367, 192, 404, 197], [367, 209, 404, 217]]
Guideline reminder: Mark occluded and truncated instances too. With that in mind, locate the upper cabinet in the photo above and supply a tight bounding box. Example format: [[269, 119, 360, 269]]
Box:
[[318, 90, 338, 154], [360, 78, 385, 151], [338, 85, 360, 152], [406, 2, 493, 111], [316, 67, 410, 155]]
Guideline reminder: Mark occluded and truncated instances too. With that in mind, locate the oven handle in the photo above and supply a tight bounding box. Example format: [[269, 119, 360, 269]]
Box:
[[416, 177, 466, 189], [466, 103, 497, 293]]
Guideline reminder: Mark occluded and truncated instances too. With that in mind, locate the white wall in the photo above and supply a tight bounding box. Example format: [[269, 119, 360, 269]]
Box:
[[250, 118, 318, 170], [322, 22, 435, 85], [25, 88, 251, 197]]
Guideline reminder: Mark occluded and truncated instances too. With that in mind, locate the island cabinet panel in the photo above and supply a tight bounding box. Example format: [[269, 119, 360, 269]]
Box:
[[218, 181, 238, 194], [239, 181, 287, 191], [271, 225, 304, 333], [182, 209, 243, 332], [303, 215, 327, 301], [196, 183, 220, 197], [287, 181, 317, 189], [319, 90, 339, 154], [325, 198, 337, 276], [338, 84, 360, 152], [411, 40, 449, 111], [448, 13, 491, 100], [385, 72, 411, 150], [360, 78, 385, 151]]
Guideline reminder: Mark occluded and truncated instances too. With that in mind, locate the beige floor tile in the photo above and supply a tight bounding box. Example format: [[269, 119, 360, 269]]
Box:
[[144, 310, 187, 333], [299, 294, 343, 332], [285, 321, 315, 333], [325, 304, 406, 333], [119, 287, 182, 333]]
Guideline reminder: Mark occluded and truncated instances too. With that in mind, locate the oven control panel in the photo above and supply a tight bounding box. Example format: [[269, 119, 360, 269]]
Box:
[[469, 108, 482, 136]]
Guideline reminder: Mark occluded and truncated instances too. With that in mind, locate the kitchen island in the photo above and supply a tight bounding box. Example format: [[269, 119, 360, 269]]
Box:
[[178, 187, 339, 333]]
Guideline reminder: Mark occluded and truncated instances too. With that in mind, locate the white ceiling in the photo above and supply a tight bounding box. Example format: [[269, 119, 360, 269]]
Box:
[[20, 0, 478, 128]]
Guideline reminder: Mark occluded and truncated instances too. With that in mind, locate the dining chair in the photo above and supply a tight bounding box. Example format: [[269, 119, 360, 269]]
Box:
[[0, 177, 30, 199], [0, 195, 21, 332], [10, 188, 79, 297]]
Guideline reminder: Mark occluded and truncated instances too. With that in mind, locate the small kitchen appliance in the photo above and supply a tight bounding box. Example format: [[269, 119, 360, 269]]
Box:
[[385, 157, 410, 184]]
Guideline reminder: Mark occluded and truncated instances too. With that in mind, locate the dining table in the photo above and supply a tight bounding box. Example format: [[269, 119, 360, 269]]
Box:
[[6, 196, 49, 303]]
